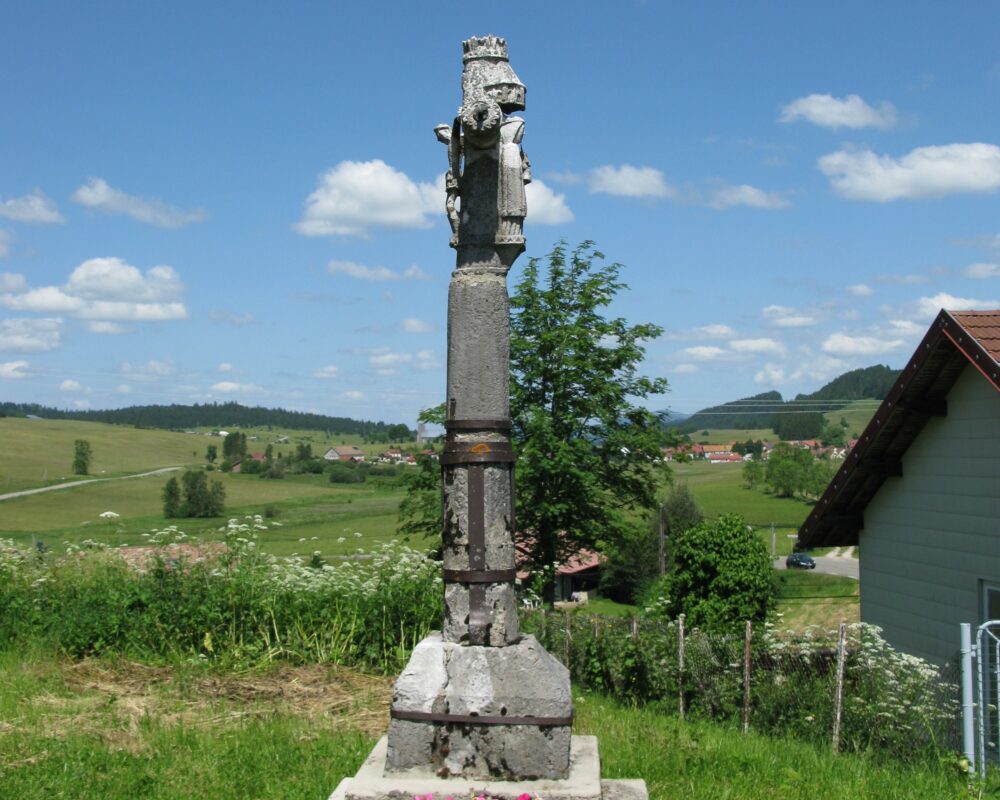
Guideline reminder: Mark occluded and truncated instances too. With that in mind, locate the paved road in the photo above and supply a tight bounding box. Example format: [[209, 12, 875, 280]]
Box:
[[774, 555, 859, 580], [0, 466, 182, 502]]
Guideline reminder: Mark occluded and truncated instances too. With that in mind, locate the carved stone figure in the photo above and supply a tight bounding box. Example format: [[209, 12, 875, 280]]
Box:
[[436, 34, 531, 267]]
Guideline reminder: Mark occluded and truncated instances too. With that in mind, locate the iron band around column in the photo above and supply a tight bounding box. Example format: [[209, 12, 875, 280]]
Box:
[[441, 441, 516, 465], [391, 708, 572, 727], [444, 418, 512, 432], [443, 568, 517, 584]]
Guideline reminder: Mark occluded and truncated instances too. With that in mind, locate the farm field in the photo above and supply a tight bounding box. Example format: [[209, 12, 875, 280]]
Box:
[[0, 417, 425, 557], [0, 417, 201, 493], [669, 460, 812, 556], [0, 652, 966, 800], [773, 570, 859, 630]]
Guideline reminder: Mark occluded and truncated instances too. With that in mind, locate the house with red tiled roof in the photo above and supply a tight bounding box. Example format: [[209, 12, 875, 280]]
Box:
[[799, 310, 1000, 664]]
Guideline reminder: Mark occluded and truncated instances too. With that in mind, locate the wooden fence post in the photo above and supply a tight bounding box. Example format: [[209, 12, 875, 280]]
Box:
[[631, 617, 639, 641], [832, 622, 847, 753], [564, 611, 571, 666], [743, 620, 752, 734], [678, 614, 686, 720]]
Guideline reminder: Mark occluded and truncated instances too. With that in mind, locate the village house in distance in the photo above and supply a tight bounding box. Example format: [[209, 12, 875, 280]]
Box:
[[799, 310, 1000, 665]]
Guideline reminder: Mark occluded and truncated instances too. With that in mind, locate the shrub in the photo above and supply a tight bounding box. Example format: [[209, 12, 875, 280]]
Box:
[[328, 463, 365, 484]]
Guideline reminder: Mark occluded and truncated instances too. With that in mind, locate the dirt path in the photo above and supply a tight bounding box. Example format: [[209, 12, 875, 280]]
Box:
[[0, 467, 182, 502]]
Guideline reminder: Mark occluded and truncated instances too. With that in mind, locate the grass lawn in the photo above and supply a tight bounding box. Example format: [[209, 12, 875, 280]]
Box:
[[773, 570, 860, 631], [0, 652, 973, 800]]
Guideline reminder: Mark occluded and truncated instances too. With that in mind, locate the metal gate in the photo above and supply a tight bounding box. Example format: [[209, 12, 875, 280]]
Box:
[[961, 621, 1000, 777]]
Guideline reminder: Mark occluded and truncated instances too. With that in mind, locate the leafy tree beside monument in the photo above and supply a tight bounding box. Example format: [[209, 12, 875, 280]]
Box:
[[511, 241, 669, 589]]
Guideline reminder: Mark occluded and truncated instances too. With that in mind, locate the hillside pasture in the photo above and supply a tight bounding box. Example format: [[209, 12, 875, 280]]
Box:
[[0, 417, 201, 493], [0, 470, 410, 558], [670, 460, 812, 555]]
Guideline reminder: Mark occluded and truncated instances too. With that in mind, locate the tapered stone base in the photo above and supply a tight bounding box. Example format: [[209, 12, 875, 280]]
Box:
[[329, 736, 648, 800], [385, 633, 572, 780]]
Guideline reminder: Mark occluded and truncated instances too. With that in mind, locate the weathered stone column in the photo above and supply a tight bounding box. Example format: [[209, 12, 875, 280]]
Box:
[[385, 34, 572, 781]]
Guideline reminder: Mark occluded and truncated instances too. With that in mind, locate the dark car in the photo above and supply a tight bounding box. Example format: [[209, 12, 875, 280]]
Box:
[[786, 553, 816, 570]]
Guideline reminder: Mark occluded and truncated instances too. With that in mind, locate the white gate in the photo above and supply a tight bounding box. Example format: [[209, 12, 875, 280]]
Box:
[[962, 621, 1000, 777]]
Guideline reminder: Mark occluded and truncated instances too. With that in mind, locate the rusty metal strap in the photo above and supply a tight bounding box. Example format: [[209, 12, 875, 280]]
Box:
[[391, 708, 572, 727], [441, 442, 515, 465], [443, 568, 516, 584], [445, 418, 512, 432]]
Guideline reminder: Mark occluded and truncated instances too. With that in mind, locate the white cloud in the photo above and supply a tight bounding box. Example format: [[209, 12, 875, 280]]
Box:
[[218, 362, 234, 373], [415, 350, 441, 371], [401, 317, 434, 334], [86, 321, 129, 334], [886, 319, 924, 336], [762, 304, 816, 327], [295, 159, 439, 237], [60, 379, 82, 392], [370, 351, 412, 370], [0, 272, 27, 292], [877, 272, 929, 286], [525, 180, 574, 224], [327, 259, 429, 282], [0, 231, 9, 258], [681, 345, 726, 360], [211, 381, 262, 393], [674, 363, 698, 374], [754, 364, 786, 385], [0, 190, 64, 224], [545, 170, 582, 186], [822, 333, 905, 356], [0, 318, 61, 352], [343, 390, 365, 401], [819, 143, 1000, 201], [1, 257, 187, 323], [730, 337, 786, 355], [71, 399, 91, 410], [963, 262, 1000, 279], [209, 310, 255, 326], [312, 365, 340, 379], [66, 258, 183, 302], [0, 360, 29, 378], [779, 93, 897, 130], [116, 384, 132, 394], [915, 292, 999, 319], [695, 324, 736, 339], [589, 165, 675, 198], [848, 283, 874, 296], [705, 184, 790, 210], [789, 353, 849, 383], [120, 359, 175, 379], [72, 178, 207, 228]]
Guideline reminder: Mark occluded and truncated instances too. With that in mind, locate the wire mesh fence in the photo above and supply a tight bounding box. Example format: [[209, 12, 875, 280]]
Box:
[[520, 610, 960, 763]]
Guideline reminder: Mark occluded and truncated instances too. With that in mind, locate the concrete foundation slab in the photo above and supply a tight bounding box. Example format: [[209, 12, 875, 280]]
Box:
[[329, 736, 646, 800]]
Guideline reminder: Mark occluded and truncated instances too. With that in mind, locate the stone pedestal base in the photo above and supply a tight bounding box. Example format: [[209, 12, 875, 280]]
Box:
[[386, 633, 571, 779], [329, 736, 647, 800]]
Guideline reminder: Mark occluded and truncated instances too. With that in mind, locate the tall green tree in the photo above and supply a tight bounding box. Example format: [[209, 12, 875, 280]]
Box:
[[396, 454, 440, 542], [510, 241, 668, 592], [162, 476, 182, 518], [72, 440, 92, 475]]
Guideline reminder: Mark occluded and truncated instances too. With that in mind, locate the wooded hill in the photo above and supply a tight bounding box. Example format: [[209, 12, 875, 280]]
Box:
[[673, 365, 899, 434], [0, 401, 414, 440]]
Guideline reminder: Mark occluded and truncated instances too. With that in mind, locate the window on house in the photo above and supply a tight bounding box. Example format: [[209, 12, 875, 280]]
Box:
[[982, 582, 1000, 623]]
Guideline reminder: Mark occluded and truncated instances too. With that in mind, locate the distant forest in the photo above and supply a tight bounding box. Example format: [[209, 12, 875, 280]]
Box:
[[673, 365, 899, 435], [0, 401, 414, 441]]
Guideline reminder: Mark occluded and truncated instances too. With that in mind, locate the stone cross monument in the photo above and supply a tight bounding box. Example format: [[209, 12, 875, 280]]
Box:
[[384, 33, 573, 781], [329, 36, 647, 800]]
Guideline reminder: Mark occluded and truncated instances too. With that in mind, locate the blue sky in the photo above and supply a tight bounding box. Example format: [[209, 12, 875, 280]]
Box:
[[2, 1, 999, 425]]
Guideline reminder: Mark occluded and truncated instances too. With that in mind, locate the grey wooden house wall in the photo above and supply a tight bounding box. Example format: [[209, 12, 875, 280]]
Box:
[[859, 364, 1000, 665]]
